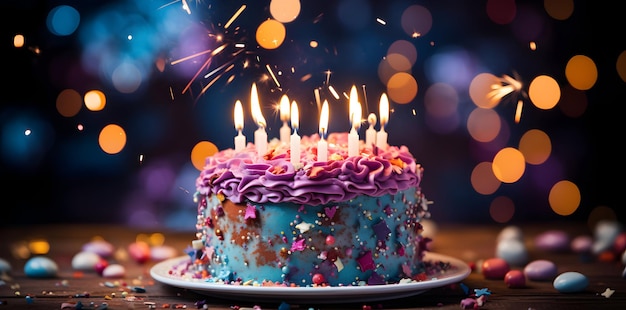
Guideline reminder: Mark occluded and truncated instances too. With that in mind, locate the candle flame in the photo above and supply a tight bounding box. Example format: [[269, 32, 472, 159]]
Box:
[[319, 100, 329, 137], [290, 101, 299, 131], [368, 113, 377, 126], [250, 83, 266, 128], [234, 100, 244, 131], [349, 85, 361, 130], [280, 94, 290, 122], [379, 93, 389, 128]]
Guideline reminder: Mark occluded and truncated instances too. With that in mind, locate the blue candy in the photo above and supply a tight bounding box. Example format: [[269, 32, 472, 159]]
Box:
[[24, 256, 58, 278], [553, 271, 588, 293]]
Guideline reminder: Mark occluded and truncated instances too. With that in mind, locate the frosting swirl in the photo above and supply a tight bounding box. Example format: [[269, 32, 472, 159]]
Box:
[[196, 132, 422, 205]]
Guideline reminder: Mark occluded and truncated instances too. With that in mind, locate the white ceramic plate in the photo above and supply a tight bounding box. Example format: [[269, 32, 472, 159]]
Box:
[[150, 252, 471, 303]]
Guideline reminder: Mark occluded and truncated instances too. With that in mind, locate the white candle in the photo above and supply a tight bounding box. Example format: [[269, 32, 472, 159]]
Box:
[[290, 101, 300, 165], [234, 100, 245, 152], [366, 113, 377, 148], [348, 85, 361, 157], [279, 94, 290, 145], [318, 100, 329, 162], [250, 83, 267, 156], [376, 93, 389, 149]]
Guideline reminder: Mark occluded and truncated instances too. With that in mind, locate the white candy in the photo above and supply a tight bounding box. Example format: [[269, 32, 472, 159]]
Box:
[[72, 251, 101, 271], [102, 264, 126, 278], [150, 245, 179, 261]]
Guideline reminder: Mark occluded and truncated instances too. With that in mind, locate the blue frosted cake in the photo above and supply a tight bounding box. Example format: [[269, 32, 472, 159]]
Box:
[[183, 132, 431, 287]]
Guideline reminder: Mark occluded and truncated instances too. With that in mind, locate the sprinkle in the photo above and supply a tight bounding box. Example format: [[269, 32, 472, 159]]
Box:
[[290, 239, 306, 252], [474, 288, 491, 297], [459, 297, 476, 309], [244, 205, 257, 220], [295, 222, 313, 233], [356, 251, 376, 271], [600, 288, 615, 298]]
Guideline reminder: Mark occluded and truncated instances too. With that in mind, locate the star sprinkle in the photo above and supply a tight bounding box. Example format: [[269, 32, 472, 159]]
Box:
[[291, 239, 305, 252], [244, 205, 257, 220], [295, 222, 313, 233], [356, 251, 376, 271], [600, 288, 615, 298], [474, 288, 492, 297]]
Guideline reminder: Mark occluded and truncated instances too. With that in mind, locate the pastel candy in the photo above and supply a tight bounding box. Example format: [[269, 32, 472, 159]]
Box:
[[570, 235, 592, 253], [0, 258, 11, 273], [24, 256, 58, 278], [71, 251, 101, 271], [504, 269, 526, 288], [82, 239, 115, 257], [128, 241, 151, 264], [524, 259, 558, 281], [102, 263, 126, 278], [150, 245, 178, 261], [482, 258, 510, 279], [592, 220, 622, 254], [535, 230, 570, 252], [553, 271, 588, 293], [496, 239, 528, 266], [497, 225, 524, 242]]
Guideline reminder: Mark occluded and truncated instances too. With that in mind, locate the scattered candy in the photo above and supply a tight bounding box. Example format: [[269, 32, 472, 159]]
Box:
[[481, 258, 510, 279], [592, 220, 622, 255], [496, 239, 528, 266], [82, 239, 115, 257], [553, 271, 588, 293], [150, 245, 179, 261], [459, 297, 476, 309], [128, 242, 151, 264], [523, 259, 558, 281], [570, 235, 593, 254], [71, 251, 102, 271], [534, 230, 570, 252], [0, 258, 11, 273], [497, 225, 523, 243], [600, 288, 615, 298], [24, 256, 58, 278], [504, 270, 526, 288], [101, 264, 126, 278]]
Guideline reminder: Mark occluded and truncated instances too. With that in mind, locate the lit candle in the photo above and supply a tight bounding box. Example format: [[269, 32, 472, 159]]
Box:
[[290, 101, 300, 165], [348, 85, 361, 157], [376, 93, 389, 149], [366, 113, 377, 148], [250, 83, 267, 156], [318, 100, 329, 162], [279, 94, 291, 145], [234, 100, 245, 152]]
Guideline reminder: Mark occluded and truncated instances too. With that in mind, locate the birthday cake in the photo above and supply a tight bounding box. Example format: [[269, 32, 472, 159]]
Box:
[[183, 132, 432, 287]]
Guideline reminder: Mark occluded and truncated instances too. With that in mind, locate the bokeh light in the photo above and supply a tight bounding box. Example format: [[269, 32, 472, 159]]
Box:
[[528, 75, 560, 110], [386, 72, 417, 104], [47, 5, 80, 36], [549, 180, 581, 216], [400, 4, 432, 38], [467, 107, 501, 143], [544, 0, 574, 21], [485, 0, 516, 25], [85, 90, 107, 111], [99, 124, 127, 154], [471, 161, 501, 195], [191, 141, 219, 171], [489, 196, 515, 223], [617, 50, 626, 83], [518, 129, 551, 165], [256, 19, 286, 50], [469, 73, 502, 109], [492, 147, 526, 183], [13, 34, 25, 48], [269, 0, 301, 23], [565, 55, 598, 90], [56, 89, 83, 117]]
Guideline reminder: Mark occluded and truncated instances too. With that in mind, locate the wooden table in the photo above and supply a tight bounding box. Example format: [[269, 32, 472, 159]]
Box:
[[1, 221, 624, 309]]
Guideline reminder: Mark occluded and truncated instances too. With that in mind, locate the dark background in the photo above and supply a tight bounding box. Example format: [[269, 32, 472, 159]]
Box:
[[1, 0, 623, 229]]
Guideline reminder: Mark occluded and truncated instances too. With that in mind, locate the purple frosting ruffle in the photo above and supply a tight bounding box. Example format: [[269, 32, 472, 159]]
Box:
[[196, 132, 422, 205]]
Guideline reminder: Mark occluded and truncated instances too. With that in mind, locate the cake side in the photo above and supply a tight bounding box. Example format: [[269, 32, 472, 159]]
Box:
[[189, 186, 431, 286]]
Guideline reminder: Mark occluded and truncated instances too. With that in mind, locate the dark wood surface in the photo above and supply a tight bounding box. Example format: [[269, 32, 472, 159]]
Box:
[[1, 221, 624, 309]]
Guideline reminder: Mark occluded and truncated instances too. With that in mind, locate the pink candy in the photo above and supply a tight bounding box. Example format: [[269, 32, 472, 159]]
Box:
[[504, 270, 526, 288], [482, 258, 510, 279], [128, 241, 151, 264]]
